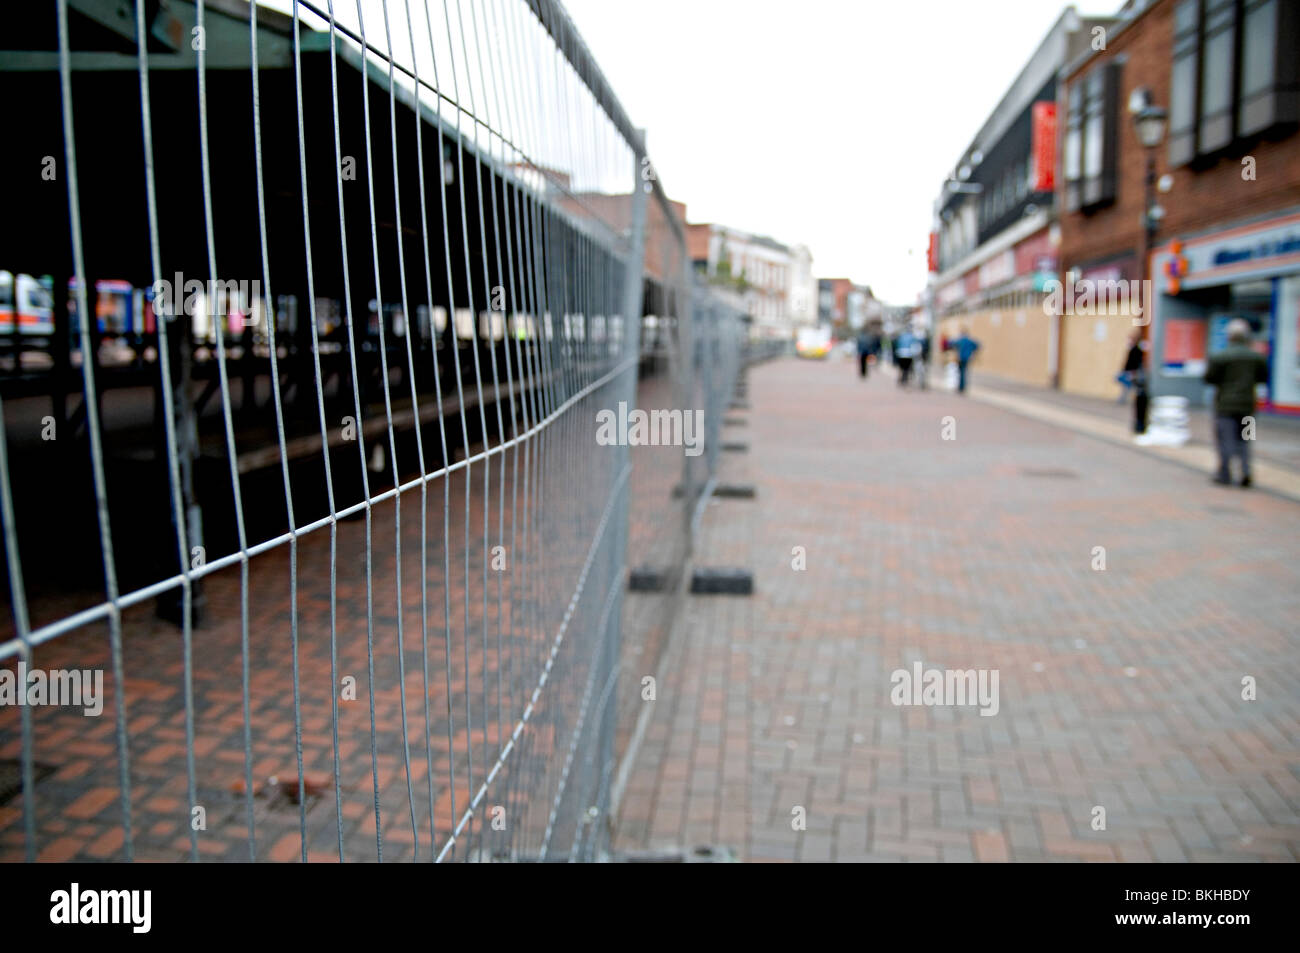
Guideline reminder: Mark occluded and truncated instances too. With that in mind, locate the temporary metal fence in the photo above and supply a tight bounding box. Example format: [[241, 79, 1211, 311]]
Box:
[[0, 0, 747, 863]]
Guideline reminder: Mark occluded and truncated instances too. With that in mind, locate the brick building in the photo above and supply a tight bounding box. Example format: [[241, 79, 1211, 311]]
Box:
[[816, 278, 882, 338], [1056, 0, 1300, 407], [560, 190, 688, 288], [688, 222, 815, 338]]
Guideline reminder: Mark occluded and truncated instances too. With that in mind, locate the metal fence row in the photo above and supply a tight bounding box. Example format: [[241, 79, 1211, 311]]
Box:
[[0, 0, 747, 862]]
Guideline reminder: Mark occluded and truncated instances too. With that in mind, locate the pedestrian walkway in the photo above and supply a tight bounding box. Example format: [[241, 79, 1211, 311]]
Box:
[[971, 374, 1300, 502], [612, 355, 1300, 862]]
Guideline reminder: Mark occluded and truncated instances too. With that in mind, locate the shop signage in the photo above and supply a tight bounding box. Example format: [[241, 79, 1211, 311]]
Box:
[[1031, 102, 1057, 192], [1172, 216, 1300, 289]]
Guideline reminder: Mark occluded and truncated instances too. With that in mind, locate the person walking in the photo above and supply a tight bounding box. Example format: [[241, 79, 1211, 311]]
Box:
[[1204, 318, 1268, 487], [856, 328, 872, 379], [916, 329, 932, 390], [951, 326, 980, 393], [1116, 330, 1144, 404], [894, 327, 917, 387]]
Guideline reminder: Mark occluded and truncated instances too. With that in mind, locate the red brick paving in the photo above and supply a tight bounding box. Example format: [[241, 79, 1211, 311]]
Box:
[[1, 386, 625, 861], [614, 356, 1300, 862]]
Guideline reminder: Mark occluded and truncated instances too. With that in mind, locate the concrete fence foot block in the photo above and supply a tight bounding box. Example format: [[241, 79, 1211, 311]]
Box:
[[619, 845, 738, 863], [690, 567, 754, 595], [714, 483, 756, 498], [628, 566, 670, 592]]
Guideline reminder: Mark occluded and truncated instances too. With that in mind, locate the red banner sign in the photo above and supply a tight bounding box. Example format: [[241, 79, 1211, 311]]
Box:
[[1032, 101, 1057, 193]]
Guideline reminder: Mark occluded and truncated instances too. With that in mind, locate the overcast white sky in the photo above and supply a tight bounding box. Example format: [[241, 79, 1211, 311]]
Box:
[[562, 0, 1108, 304]]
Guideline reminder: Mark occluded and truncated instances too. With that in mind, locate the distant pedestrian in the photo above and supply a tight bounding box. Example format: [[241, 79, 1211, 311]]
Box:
[[1204, 318, 1268, 488], [894, 328, 918, 387], [856, 329, 872, 379], [916, 330, 932, 390], [951, 326, 980, 393]]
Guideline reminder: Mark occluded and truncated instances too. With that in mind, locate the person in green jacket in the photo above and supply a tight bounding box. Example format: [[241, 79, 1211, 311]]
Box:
[[1204, 318, 1269, 487]]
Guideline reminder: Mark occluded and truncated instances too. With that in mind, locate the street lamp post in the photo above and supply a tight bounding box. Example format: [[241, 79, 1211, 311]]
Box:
[[1136, 103, 1168, 296], [1132, 99, 1167, 435]]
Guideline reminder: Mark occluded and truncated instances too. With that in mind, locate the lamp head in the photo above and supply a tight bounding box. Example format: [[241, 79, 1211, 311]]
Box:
[[1135, 104, 1168, 149]]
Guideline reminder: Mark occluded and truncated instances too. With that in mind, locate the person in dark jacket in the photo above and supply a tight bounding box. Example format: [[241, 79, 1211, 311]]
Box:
[[1122, 330, 1150, 433], [856, 329, 872, 379], [1204, 318, 1269, 487], [1117, 330, 1144, 403], [917, 330, 932, 390]]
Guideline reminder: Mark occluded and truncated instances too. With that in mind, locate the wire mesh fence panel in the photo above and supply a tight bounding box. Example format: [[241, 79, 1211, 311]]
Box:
[[0, 0, 759, 863]]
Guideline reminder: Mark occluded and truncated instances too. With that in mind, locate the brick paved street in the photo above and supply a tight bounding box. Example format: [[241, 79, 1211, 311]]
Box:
[[613, 355, 1300, 862]]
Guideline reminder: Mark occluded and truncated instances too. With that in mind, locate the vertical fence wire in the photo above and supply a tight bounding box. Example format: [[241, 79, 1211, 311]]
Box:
[[53, 0, 135, 864]]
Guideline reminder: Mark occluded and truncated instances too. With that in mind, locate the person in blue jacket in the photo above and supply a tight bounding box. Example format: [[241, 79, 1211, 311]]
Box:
[[951, 326, 980, 393]]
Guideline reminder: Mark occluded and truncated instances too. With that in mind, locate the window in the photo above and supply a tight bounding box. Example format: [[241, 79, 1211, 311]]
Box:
[[1061, 64, 1119, 213], [1081, 63, 1120, 208], [1170, 0, 1299, 166], [1064, 83, 1084, 211], [1084, 83, 1104, 179], [1199, 0, 1238, 154], [1239, 0, 1300, 135], [1169, 0, 1200, 166], [26, 285, 52, 312]]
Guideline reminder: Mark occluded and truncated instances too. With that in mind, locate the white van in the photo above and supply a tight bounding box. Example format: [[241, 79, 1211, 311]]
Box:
[[795, 325, 832, 359], [0, 271, 55, 336]]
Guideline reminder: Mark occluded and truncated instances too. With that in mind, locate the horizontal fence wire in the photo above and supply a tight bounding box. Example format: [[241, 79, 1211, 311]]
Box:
[[0, 0, 751, 862]]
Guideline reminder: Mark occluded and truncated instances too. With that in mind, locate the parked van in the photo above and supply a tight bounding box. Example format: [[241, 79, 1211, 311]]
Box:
[[0, 271, 55, 335]]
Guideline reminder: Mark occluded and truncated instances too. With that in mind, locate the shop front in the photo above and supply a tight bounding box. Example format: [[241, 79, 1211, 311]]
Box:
[[933, 229, 1058, 388], [1150, 209, 1300, 413], [1056, 253, 1141, 400]]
